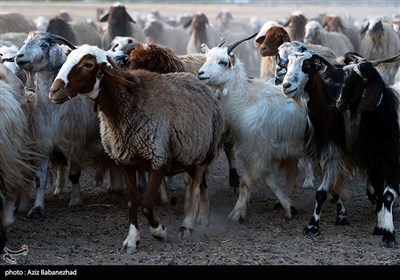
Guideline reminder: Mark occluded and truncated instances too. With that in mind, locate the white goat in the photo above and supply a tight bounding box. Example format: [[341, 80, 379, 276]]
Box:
[[15, 31, 124, 218], [198, 34, 309, 221]]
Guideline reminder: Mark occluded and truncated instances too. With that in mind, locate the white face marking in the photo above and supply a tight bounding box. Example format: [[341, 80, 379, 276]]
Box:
[[54, 44, 111, 87], [282, 52, 312, 98]]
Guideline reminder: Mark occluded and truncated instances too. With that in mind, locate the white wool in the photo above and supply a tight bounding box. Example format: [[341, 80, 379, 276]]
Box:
[[255, 20, 282, 41]]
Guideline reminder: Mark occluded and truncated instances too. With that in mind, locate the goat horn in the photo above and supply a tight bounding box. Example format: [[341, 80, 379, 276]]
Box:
[[49, 34, 77, 50], [369, 52, 400, 67], [119, 42, 139, 54], [226, 32, 258, 55], [217, 34, 226, 47], [315, 54, 338, 71]]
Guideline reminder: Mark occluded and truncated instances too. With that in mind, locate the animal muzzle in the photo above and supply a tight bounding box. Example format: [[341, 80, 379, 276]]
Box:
[[49, 80, 69, 104]]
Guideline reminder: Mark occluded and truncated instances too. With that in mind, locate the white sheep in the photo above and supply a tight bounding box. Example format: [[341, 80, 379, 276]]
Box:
[[304, 20, 354, 57], [198, 34, 309, 221], [49, 44, 225, 253], [360, 18, 400, 85]]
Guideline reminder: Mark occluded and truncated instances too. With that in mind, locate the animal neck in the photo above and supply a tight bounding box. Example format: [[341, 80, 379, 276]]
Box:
[[304, 72, 346, 157], [193, 26, 208, 49], [36, 70, 59, 104], [96, 73, 137, 121], [224, 62, 248, 95]]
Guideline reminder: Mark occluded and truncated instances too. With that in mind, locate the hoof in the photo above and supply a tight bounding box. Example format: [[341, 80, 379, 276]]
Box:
[[122, 240, 140, 254], [285, 206, 298, 220], [273, 201, 283, 209], [53, 188, 63, 197], [335, 217, 349, 226], [27, 206, 44, 219], [178, 226, 193, 239], [303, 225, 319, 237], [381, 229, 396, 248], [150, 225, 167, 241], [69, 199, 82, 208], [372, 226, 383, 236], [228, 209, 246, 223]]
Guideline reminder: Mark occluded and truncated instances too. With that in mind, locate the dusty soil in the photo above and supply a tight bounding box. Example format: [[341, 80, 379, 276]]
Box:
[[1, 1, 400, 269]]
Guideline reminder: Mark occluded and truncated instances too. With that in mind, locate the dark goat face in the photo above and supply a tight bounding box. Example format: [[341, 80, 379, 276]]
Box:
[[336, 62, 381, 113], [191, 13, 208, 29]]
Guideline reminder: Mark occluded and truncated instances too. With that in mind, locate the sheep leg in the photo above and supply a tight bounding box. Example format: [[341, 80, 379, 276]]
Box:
[[17, 190, 31, 213], [108, 164, 125, 193], [53, 163, 67, 196], [223, 139, 240, 193], [142, 169, 167, 241], [27, 159, 49, 219], [50, 150, 68, 196], [160, 177, 177, 206], [179, 164, 208, 238], [68, 161, 82, 208], [120, 165, 140, 254], [373, 186, 397, 248], [228, 172, 255, 223], [196, 173, 209, 226]]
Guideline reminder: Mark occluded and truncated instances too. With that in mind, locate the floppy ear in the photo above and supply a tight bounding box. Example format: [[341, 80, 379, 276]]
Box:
[[358, 79, 383, 112], [49, 44, 67, 71], [100, 62, 135, 88], [99, 13, 109, 22], [183, 17, 192, 28], [255, 35, 265, 45]]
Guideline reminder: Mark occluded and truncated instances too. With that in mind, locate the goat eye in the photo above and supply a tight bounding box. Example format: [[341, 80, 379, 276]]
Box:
[[218, 60, 228, 66], [40, 43, 49, 49], [84, 63, 94, 69]]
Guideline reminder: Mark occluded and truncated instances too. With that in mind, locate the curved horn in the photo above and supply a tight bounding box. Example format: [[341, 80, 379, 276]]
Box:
[[227, 32, 258, 55], [314, 53, 339, 71], [217, 34, 226, 47], [119, 42, 139, 54], [49, 34, 77, 50], [369, 52, 400, 67]]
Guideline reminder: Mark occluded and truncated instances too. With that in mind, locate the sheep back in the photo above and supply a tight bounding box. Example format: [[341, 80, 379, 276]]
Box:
[[0, 13, 36, 34], [100, 69, 224, 169]]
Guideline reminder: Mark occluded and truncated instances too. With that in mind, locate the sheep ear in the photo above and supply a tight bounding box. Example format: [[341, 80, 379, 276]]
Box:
[[255, 35, 265, 45], [183, 17, 192, 29], [358, 80, 383, 112], [99, 13, 109, 22], [100, 62, 135, 88], [200, 43, 209, 53]]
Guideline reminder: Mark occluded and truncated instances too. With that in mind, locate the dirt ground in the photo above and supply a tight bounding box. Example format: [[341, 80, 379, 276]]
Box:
[[1, 1, 400, 269]]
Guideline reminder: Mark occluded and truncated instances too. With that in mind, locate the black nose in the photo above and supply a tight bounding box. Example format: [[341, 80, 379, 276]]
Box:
[[282, 82, 291, 89], [198, 71, 204, 76]]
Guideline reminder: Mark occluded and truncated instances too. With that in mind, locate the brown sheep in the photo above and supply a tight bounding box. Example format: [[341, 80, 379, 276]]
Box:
[[49, 44, 225, 253]]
